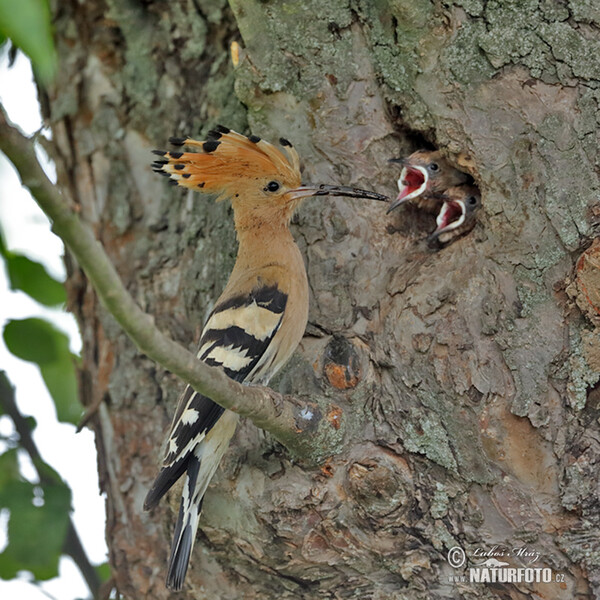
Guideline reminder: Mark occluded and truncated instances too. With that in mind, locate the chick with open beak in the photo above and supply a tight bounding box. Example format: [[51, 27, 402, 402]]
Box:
[[387, 150, 469, 214], [427, 185, 481, 246]]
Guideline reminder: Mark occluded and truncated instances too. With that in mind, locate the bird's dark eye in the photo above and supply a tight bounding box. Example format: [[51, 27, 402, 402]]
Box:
[[428, 162, 439, 172], [265, 180, 281, 193], [467, 195, 478, 206]]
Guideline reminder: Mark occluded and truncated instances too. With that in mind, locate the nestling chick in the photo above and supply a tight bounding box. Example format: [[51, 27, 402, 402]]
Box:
[[387, 150, 469, 214], [147, 126, 387, 590], [427, 185, 481, 246]]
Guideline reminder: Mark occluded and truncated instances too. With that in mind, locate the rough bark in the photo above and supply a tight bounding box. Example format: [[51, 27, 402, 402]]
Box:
[[45, 1, 600, 598]]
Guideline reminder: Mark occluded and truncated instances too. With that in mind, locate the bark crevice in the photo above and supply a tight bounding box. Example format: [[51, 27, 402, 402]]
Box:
[[31, 0, 600, 598]]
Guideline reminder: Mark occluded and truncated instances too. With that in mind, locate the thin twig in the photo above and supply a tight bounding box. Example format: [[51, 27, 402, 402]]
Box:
[[32, 582, 60, 600], [0, 104, 332, 456], [0, 372, 103, 598], [76, 392, 105, 433]]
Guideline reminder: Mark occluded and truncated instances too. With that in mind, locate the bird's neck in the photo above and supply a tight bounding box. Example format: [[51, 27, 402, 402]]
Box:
[[234, 220, 300, 272]]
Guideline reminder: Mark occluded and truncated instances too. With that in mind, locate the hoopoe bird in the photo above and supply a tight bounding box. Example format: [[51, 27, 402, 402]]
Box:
[[387, 150, 468, 214], [428, 184, 481, 245], [144, 126, 387, 590]]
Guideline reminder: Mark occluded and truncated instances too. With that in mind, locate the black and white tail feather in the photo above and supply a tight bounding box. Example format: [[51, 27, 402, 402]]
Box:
[[143, 284, 288, 590]]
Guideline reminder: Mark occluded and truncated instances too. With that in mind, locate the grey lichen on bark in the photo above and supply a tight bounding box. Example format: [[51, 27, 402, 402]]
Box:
[[359, 1, 600, 595], [40, 0, 600, 598]]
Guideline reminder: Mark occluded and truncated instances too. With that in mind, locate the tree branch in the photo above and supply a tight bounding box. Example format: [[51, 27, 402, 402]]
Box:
[[0, 372, 103, 598], [0, 104, 331, 457]]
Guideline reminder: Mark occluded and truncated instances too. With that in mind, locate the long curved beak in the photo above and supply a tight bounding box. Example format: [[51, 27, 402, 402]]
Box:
[[289, 184, 388, 202]]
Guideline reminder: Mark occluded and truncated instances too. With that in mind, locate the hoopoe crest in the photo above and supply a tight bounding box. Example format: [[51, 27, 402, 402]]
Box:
[[146, 126, 387, 590]]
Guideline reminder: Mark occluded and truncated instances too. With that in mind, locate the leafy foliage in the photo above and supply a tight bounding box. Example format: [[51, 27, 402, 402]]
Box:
[[3, 318, 81, 425], [0, 474, 72, 580], [0, 0, 56, 84], [0, 230, 66, 307], [0, 377, 73, 581], [96, 561, 111, 583], [5, 255, 66, 306], [1, 227, 80, 425], [0, 4, 102, 592]]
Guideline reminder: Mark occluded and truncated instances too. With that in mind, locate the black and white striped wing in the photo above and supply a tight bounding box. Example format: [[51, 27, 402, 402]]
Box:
[[144, 284, 287, 509]]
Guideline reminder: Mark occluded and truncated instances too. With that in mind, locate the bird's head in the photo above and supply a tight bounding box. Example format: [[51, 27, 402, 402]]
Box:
[[152, 127, 387, 229], [428, 185, 481, 244], [387, 150, 468, 214]]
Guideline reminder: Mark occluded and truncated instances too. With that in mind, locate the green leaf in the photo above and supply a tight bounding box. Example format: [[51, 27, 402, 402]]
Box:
[[0, 449, 20, 492], [0, 0, 56, 85], [96, 561, 111, 583], [0, 370, 12, 418], [3, 319, 82, 425], [39, 361, 81, 425], [0, 227, 66, 306], [3, 318, 63, 365], [5, 254, 66, 307], [24, 416, 37, 432], [0, 479, 71, 581], [0, 373, 75, 581], [34, 460, 62, 486]]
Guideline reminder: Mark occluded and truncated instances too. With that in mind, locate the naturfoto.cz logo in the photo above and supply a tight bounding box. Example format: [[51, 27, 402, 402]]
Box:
[[446, 545, 565, 585]]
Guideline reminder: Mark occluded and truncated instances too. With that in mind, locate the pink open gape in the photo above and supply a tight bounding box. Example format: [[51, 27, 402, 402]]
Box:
[[437, 201, 463, 230], [398, 167, 426, 200]]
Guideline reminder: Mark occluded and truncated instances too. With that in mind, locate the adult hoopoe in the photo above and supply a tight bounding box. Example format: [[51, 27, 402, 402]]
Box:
[[387, 150, 468, 214], [428, 184, 481, 245], [144, 126, 387, 590]]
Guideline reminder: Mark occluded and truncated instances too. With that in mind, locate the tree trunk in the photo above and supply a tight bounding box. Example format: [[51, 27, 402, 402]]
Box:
[[46, 1, 600, 598]]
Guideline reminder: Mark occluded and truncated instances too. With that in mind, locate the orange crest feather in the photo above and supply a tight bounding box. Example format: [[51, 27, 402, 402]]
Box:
[[152, 126, 301, 200]]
